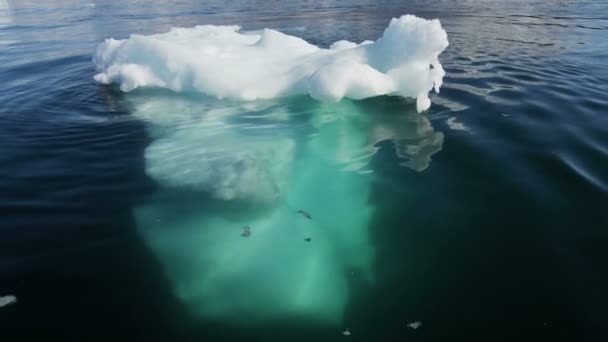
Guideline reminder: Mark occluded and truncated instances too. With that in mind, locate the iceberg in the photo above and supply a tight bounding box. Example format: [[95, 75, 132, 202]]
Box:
[[94, 15, 448, 112], [96, 14, 448, 326]]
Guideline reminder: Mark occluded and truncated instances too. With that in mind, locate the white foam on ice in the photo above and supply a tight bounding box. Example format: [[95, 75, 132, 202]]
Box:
[[94, 15, 448, 112]]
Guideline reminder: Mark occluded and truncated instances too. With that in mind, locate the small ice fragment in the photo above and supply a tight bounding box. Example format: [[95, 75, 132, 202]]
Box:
[[342, 328, 351, 336], [407, 321, 422, 329], [241, 225, 251, 238], [0, 295, 17, 308]]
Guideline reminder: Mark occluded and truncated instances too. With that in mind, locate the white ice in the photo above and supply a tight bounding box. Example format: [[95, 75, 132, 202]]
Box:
[[94, 15, 448, 112]]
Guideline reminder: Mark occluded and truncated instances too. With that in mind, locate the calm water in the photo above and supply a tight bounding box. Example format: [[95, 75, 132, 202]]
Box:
[[1, 0, 608, 341]]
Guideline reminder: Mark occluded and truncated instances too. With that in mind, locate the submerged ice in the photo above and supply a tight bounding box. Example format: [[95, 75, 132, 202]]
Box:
[[130, 95, 443, 324], [103, 14, 447, 326], [94, 15, 448, 112], [133, 98, 376, 323]]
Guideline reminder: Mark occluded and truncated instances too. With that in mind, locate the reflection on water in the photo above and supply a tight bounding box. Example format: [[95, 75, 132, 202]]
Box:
[[357, 98, 445, 172], [130, 92, 442, 324]]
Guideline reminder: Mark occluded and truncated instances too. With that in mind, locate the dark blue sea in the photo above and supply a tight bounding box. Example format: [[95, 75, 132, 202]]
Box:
[[1, 1, 608, 341]]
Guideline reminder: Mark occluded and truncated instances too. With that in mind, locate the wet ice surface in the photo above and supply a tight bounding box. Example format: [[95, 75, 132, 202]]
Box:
[[94, 15, 448, 112]]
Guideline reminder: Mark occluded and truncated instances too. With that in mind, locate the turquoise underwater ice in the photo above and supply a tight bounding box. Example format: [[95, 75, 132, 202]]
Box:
[[134, 98, 374, 324], [132, 95, 443, 324]]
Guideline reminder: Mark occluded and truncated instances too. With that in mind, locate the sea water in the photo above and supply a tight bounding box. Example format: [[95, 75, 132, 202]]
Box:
[[1, 1, 607, 341]]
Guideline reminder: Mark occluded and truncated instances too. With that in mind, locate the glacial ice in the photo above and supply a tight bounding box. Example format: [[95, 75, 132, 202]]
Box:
[[94, 15, 448, 112], [133, 98, 376, 323], [102, 14, 447, 326], [130, 95, 443, 324]]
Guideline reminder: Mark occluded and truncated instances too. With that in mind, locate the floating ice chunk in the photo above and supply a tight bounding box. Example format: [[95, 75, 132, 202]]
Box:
[[408, 321, 422, 329], [342, 328, 351, 336], [94, 15, 448, 112], [0, 295, 17, 308]]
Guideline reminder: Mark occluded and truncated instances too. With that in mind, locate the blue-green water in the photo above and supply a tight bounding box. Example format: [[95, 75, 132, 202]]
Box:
[[1, 1, 608, 341]]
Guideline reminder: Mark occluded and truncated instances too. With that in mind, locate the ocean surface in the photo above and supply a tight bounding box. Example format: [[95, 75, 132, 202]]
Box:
[[1, 1, 608, 341]]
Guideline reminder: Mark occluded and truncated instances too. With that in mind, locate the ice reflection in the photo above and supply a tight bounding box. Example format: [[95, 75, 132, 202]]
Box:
[[314, 97, 444, 172]]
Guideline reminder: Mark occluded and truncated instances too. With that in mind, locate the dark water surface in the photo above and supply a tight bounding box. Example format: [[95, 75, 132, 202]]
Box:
[[1, 1, 608, 341]]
